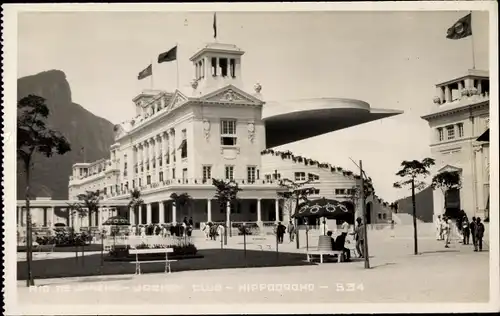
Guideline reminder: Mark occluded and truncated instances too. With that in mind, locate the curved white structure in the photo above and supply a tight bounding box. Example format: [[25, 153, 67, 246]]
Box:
[[263, 98, 403, 148]]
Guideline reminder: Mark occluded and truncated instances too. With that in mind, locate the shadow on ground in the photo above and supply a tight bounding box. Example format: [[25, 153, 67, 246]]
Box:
[[18, 249, 317, 280]]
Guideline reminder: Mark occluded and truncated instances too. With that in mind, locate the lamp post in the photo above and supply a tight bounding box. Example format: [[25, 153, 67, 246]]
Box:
[[350, 158, 371, 269]]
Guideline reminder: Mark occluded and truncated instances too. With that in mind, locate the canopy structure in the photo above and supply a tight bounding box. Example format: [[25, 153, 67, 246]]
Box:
[[263, 98, 403, 148], [292, 198, 355, 223], [103, 216, 130, 226]]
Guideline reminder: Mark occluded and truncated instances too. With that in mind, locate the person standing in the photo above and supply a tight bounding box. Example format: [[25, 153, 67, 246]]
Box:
[[469, 216, 477, 247], [351, 217, 364, 258], [462, 216, 470, 245], [436, 215, 443, 240], [474, 217, 485, 252], [340, 219, 350, 238], [443, 216, 451, 248], [287, 220, 295, 242], [276, 222, 286, 244]]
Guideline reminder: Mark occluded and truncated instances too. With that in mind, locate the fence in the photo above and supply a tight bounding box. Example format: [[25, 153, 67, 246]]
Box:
[[103, 235, 192, 251]]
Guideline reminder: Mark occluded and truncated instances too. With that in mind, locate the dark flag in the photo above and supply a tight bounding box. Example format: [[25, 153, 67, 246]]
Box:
[[137, 64, 152, 80], [158, 46, 177, 63], [213, 12, 217, 39], [446, 13, 472, 40]]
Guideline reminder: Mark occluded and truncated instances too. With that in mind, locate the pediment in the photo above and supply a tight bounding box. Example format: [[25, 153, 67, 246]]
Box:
[[165, 90, 189, 111], [200, 85, 263, 105], [437, 164, 462, 173]]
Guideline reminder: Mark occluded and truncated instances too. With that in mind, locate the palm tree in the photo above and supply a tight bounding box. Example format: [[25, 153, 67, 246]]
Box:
[[277, 178, 317, 249], [393, 158, 435, 255], [212, 179, 241, 244], [66, 201, 85, 258], [77, 190, 101, 228], [170, 192, 193, 222], [128, 188, 144, 224]]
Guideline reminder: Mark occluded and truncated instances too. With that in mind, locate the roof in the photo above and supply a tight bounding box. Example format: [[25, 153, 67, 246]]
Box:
[[436, 69, 489, 87], [189, 42, 245, 61], [263, 98, 403, 148]]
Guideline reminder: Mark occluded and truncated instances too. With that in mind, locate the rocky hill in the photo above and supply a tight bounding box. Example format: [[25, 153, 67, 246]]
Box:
[[17, 70, 115, 200], [395, 186, 434, 222]]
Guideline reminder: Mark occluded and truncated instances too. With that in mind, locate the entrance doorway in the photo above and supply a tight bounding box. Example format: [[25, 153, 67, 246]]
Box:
[[444, 188, 461, 219]]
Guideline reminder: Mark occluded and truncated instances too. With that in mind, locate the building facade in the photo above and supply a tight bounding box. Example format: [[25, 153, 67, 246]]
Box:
[[68, 43, 284, 229], [422, 69, 490, 221]]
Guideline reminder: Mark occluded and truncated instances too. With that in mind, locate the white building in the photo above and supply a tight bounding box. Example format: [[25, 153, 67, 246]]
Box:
[[422, 69, 490, 221], [68, 42, 283, 229]]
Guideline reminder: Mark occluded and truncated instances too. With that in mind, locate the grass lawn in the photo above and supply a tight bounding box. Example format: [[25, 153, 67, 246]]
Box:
[[17, 248, 316, 280]]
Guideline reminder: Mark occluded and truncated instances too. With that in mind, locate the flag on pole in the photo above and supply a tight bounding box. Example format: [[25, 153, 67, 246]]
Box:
[[137, 64, 152, 80], [213, 12, 217, 39], [158, 46, 177, 63], [446, 13, 472, 40]]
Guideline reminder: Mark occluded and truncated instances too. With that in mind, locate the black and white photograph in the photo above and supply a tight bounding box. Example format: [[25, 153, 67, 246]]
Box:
[[2, 2, 498, 314]]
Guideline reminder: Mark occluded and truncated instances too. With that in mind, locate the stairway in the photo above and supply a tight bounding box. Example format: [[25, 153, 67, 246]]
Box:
[[392, 213, 424, 225]]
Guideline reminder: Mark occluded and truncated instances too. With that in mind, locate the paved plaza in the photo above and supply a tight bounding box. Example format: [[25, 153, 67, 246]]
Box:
[[17, 225, 491, 312]]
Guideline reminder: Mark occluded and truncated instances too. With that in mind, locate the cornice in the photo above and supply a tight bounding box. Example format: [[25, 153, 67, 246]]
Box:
[[422, 100, 489, 121]]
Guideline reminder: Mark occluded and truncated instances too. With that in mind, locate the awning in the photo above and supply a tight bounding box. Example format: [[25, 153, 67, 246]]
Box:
[[477, 129, 489, 142], [178, 139, 187, 150]]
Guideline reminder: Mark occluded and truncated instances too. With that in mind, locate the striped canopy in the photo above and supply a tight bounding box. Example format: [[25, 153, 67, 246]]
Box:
[[103, 216, 130, 226]]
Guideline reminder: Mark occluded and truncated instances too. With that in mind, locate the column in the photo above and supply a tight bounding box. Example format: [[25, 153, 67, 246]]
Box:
[[159, 201, 165, 224], [162, 132, 168, 163], [129, 207, 135, 224], [146, 203, 152, 224], [275, 199, 280, 223], [172, 202, 177, 223], [207, 199, 212, 223], [226, 202, 231, 227], [257, 199, 262, 224], [49, 207, 55, 227], [444, 86, 451, 103], [138, 205, 143, 224], [169, 129, 175, 167]]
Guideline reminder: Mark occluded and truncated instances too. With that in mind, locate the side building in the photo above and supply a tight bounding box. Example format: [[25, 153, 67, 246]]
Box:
[[421, 69, 490, 221], [261, 149, 394, 225]]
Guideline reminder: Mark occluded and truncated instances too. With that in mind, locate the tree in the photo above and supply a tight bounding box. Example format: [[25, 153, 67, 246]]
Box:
[[431, 171, 462, 216], [393, 158, 435, 255], [212, 179, 242, 245], [66, 201, 85, 258], [278, 178, 317, 249], [77, 190, 101, 227], [17, 95, 71, 287], [169, 192, 193, 222], [128, 188, 144, 224]]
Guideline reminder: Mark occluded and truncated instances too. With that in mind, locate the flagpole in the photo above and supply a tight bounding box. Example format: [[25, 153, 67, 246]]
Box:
[[470, 11, 476, 70], [176, 43, 179, 90], [150, 59, 154, 89]]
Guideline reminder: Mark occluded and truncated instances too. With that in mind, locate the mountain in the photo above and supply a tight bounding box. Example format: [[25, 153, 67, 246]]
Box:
[[394, 186, 434, 222], [17, 70, 115, 200]]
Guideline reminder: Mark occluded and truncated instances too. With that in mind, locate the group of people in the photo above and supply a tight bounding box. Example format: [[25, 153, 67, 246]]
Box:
[[129, 217, 195, 238], [201, 222, 226, 241], [436, 214, 485, 251]]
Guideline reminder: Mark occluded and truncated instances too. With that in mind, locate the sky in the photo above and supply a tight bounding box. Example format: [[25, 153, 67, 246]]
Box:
[[17, 10, 490, 203]]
